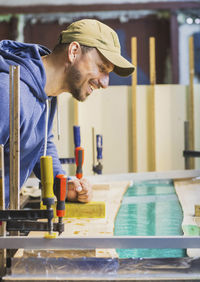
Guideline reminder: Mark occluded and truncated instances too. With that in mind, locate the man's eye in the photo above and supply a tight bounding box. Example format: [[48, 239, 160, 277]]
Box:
[[99, 66, 106, 72]]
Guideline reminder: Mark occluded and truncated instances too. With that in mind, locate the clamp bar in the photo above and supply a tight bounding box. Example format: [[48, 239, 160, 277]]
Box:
[[183, 150, 200, 158], [6, 221, 64, 233], [0, 209, 54, 221], [0, 236, 200, 250], [59, 158, 75, 164]]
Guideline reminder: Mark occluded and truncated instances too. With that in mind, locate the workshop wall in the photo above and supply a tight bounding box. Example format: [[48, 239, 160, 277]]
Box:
[[0, 2, 200, 86], [52, 84, 200, 176], [0, 1, 200, 176]]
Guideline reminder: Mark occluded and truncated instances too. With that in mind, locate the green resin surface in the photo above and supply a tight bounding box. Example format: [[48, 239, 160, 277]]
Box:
[[114, 179, 185, 258]]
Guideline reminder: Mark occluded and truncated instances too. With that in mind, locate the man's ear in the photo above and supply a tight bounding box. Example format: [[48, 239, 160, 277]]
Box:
[[67, 41, 81, 63]]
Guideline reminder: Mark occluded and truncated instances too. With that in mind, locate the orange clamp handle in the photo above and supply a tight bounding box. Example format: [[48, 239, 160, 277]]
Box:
[[54, 174, 67, 217]]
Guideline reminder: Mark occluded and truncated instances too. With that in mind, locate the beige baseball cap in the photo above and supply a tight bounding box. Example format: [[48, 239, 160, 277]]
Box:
[[59, 19, 135, 77]]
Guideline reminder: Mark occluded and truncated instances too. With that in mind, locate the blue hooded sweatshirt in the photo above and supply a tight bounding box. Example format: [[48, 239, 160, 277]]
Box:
[[0, 40, 65, 207]]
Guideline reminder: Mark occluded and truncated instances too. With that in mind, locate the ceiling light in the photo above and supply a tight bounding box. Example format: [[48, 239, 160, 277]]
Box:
[[186, 17, 193, 24], [195, 18, 200, 24]]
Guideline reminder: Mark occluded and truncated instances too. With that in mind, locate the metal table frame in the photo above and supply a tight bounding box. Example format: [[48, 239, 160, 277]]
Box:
[[0, 235, 200, 250]]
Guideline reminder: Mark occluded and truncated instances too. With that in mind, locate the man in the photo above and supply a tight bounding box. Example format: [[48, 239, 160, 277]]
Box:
[[0, 19, 135, 207]]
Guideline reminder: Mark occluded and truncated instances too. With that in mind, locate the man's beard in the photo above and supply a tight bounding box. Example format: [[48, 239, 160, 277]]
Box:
[[67, 65, 86, 102]]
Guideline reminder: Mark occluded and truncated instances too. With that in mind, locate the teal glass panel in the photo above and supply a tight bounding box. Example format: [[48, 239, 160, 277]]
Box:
[[114, 179, 186, 258]]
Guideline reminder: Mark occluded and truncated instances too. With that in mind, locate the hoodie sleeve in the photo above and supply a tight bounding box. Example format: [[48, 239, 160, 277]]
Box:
[[0, 74, 10, 146]]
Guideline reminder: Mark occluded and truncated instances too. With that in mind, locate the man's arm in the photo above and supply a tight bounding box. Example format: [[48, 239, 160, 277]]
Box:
[[0, 76, 10, 146]]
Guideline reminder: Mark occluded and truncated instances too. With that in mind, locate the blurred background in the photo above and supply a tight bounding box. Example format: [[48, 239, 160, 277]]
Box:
[[1, 0, 200, 176], [0, 0, 200, 86]]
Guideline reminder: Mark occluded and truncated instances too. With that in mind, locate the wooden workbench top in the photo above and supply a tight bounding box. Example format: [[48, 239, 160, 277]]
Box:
[[16, 180, 131, 259]]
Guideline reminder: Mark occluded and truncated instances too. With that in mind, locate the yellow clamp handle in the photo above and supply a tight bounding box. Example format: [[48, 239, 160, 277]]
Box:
[[40, 156, 55, 206]]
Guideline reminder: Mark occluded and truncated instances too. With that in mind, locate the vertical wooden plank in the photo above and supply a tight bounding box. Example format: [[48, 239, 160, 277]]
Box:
[[148, 37, 156, 171], [0, 145, 6, 276], [9, 65, 20, 210], [188, 36, 195, 169], [131, 37, 137, 172], [0, 145, 5, 211]]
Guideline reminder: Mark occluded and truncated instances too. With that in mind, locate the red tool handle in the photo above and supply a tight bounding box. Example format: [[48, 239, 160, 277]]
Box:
[[75, 147, 84, 179], [54, 174, 67, 217]]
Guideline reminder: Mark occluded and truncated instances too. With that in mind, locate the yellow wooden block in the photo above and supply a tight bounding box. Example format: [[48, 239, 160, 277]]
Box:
[[65, 201, 105, 218], [41, 201, 106, 218]]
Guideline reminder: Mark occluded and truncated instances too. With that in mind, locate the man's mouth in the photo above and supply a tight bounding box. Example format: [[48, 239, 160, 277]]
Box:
[[88, 83, 95, 94]]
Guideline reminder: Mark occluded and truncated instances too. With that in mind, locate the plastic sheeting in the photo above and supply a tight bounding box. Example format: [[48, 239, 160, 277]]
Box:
[[10, 257, 118, 278], [8, 256, 200, 280], [114, 179, 186, 258]]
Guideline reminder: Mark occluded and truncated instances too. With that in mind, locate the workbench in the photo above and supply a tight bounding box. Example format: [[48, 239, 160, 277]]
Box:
[[2, 169, 200, 281]]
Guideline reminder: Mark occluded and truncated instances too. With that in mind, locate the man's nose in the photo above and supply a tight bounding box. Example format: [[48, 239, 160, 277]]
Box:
[[99, 74, 109, 89]]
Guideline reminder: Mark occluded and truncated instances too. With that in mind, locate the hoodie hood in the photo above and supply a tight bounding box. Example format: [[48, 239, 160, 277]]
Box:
[[0, 40, 50, 102]]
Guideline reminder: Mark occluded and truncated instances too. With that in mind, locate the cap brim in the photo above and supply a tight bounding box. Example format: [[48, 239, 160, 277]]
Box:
[[97, 48, 135, 77]]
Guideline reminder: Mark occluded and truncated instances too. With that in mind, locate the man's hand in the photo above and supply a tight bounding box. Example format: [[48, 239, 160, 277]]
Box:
[[67, 178, 92, 203]]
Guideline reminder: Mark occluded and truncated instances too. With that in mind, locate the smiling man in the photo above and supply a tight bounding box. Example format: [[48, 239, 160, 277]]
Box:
[[42, 43, 114, 101], [0, 19, 135, 207]]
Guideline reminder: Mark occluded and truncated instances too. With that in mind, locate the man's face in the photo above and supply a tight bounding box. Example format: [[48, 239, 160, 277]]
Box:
[[66, 48, 114, 102]]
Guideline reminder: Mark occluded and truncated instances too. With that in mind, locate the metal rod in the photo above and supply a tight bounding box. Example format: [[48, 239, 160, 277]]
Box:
[[0, 236, 200, 250], [9, 65, 20, 210]]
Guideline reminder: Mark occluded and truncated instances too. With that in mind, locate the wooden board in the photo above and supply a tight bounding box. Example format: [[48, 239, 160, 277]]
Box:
[[174, 178, 200, 257]]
